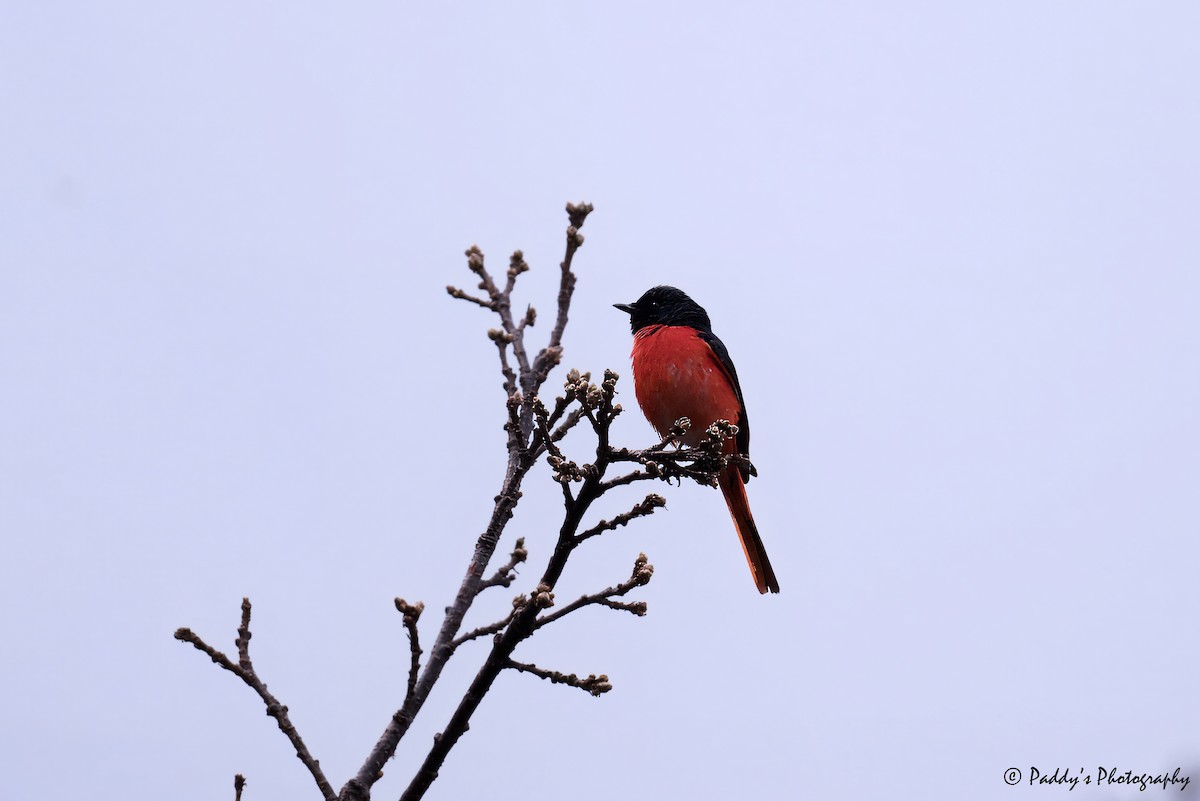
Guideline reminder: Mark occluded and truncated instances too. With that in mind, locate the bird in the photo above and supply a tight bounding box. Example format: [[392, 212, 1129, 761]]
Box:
[[614, 285, 780, 594]]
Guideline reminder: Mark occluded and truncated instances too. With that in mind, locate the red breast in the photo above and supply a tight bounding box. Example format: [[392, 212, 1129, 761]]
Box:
[[630, 325, 743, 449]]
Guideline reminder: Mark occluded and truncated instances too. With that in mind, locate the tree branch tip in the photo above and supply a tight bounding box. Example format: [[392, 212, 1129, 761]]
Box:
[[487, 327, 514, 343], [631, 554, 655, 586], [394, 598, 425, 624], [565, 201, 594, 228], [464, 245, 484, 272], [447, 285, 497, 310], [615, 600, 648, 617], [508, 659, 612, 696], [507, 250, 529, 276]]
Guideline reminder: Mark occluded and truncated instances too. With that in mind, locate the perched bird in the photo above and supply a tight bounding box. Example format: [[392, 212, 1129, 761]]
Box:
[[615, 285, 779, 594]]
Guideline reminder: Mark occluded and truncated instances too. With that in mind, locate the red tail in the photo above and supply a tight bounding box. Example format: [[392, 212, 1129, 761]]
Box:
[[718, 466, 780, 594]]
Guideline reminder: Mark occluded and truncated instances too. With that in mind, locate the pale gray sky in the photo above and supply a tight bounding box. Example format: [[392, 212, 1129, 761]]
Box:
[[2, 3, 1198, 800]]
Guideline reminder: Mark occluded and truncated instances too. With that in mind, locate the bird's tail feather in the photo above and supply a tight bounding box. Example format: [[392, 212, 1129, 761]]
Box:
[[718, 466, 780, 594]]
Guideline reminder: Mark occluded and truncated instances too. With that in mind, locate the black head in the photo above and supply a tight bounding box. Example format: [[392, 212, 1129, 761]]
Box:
[[614, 285, 713, 334]]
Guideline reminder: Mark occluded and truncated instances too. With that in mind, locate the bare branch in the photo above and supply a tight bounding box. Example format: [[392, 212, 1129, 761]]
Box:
[[344, 204, 594, 798], [535, 553, 655, 630], [484, 328, 519, 398], [575, 493, 666, 544], [234, 775, 246, 801], [531, 396, 567, 461], [503, 391, 526, 457], [527, 201, 592, 398], [394, 599, 425, 703], [597, 468, 658, 492], [505, 251, 534, 377], [550, 406, 587, 442], [477, 538, 528, 592], [445, 285, 495, 310], [464, 244, 501, 301], [451, 605, 518, 650], [506, 659, 613, 696], [175, 599, 337, 801]]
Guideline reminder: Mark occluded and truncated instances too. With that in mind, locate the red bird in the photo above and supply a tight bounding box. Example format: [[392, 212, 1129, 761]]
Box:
[[615, 286, 780, 594]]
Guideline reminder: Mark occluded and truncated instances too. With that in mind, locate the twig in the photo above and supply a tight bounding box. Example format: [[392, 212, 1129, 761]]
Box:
[[550, 406, 587, 442], [524, 201, 593, 418], [506, 659, 613, 696], [505, 250, 533, 377], [451, 606, 517, 650], [477, 538, 528, 592], [444, 285, 495, 310], [597, 468, 658, 492], [535, 553, 655, 630], [174, 599, 337, 801], [574, 494, 666, 544], [234, 775, 246, 801], [394, 599, 424, 703]]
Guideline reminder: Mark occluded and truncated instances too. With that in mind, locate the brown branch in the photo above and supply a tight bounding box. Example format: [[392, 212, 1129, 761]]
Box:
[[597, 468, 658, 492], [340, 204, 592, 801], [174, 599, 336, 801], [450, 606, 517, 650], [234, 775, 246, 801], [477, 538, 528, 592], [394, 599, 424, 703], [550, 406, 587, 442], [445, 285, 495, 310], [606, 419, 750, 489], [535, 553, 654, 630], [505, 251, 534, 377], [340, 469, 527, 801], [575, 494, 667, 544], [398, 370, 658, 801], [506, 659, 613, 696], [531, 396, 568, 462], [503, 390, 526, 458], [525, 201, 592, 408]]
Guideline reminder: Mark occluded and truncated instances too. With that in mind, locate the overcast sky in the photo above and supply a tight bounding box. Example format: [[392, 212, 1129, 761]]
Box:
[[2, 3, 1198, 800]]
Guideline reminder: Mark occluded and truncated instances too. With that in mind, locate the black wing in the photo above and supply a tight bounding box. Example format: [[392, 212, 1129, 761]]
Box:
[[698, 329, 756, 483]]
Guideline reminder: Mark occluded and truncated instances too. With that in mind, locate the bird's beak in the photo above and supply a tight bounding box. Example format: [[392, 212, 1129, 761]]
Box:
[[613, 303, 635, 314]]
